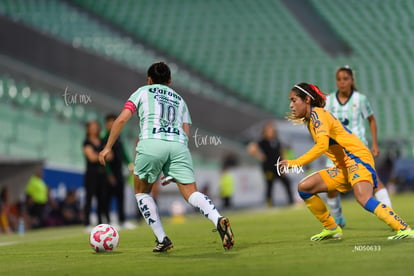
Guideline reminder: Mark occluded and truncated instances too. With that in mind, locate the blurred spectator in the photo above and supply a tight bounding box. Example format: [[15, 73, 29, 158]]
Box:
[[60, 189, 82, 225], [0, 187, 12, 233], [83, 121, 111, 229], [103, 114, 134, 228], [219, 153, 238, 208], [388, 156, 414, 193], [247, 122, 294, 207], [25, 171, 48, 228], [43, 189, 64, 227], [378, 151, 395, 186]]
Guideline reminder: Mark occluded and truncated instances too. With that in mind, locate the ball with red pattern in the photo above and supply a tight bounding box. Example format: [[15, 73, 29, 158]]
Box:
[[89, 224, 119, 252]]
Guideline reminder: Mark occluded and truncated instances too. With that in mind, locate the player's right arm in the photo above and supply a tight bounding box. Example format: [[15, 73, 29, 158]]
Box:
[[99, 109, 132, 165], [182, 123, 190, 138]]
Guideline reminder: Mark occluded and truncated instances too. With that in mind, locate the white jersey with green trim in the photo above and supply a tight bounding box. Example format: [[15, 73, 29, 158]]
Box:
[[325, 90, 373, 145], [127, 84, 192, 145]]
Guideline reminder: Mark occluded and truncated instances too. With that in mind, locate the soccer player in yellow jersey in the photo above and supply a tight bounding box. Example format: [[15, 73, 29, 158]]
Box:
[[278, 82, 414, 240]]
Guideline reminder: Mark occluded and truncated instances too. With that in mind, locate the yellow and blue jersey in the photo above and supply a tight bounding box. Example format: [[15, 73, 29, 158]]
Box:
[[288, 107, 375, 170]]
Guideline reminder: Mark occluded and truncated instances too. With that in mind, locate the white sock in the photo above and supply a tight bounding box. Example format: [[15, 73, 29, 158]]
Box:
[[326, 195, 343, 219], [375, 188, 392, 208], [135, 193, 166, 243], [188, 192, 221, 226]]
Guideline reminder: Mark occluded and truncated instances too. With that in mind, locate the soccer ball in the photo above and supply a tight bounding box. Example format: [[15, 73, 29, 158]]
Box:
[[89, 224, 119, 252]]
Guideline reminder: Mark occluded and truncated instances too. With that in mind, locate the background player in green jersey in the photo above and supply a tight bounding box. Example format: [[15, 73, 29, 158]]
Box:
[[99, 62, 234, 252], [325, 66, 392, 227]]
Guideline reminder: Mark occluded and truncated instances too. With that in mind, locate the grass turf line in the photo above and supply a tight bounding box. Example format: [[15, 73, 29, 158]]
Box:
[[1, 193, 413, 275]]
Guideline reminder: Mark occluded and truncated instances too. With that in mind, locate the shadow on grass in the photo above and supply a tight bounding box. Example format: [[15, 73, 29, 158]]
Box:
[[155, 251, 238, 259], [153, 246, 238, 259], [154, 239, 291, 258], [90, 251, 124, 255]]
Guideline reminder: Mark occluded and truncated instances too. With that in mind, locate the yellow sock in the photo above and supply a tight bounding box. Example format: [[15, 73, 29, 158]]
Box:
[[304, 195, 337, 229], [373, 203, 410, 231]]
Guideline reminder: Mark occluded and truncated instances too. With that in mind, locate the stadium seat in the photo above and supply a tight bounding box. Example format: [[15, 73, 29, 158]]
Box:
[[0, 102, 18, 143], [0, 74, 109, 168], [1, 0, 413, 158]]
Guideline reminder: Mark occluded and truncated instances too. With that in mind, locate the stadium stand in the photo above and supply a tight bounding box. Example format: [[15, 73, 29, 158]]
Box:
[[0, 0, 413, 166], [70, 0, 330, 114], [0, 0, 235, 102], [69, 0, 414, 141], [309, 0, 414, 139], [0, 74, 90, 168]]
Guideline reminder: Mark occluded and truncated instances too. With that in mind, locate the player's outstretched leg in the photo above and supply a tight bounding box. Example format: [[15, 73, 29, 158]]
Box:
[[353, 181, 413, 240], [182, 185, 234, 250], [299, 191, 342, 241], [135, 193, 173, 252], [363, 197, 414, 240]]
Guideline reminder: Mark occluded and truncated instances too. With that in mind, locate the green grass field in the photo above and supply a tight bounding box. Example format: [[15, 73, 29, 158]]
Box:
[[1, 193, 414, 276]]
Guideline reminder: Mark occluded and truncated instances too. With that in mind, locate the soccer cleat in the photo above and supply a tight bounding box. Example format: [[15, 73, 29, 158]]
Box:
[[153, 236, 173, 252], [310, 226, 343, 241], [387, 228, 414, 240], [216, 217, 234, 250], [335, 217, 346, 228]]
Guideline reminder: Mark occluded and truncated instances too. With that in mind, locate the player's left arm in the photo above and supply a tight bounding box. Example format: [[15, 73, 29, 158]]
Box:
[[287, 135, 329, 167], [367, 114, 380, 157], [99, 109, 132, 165]]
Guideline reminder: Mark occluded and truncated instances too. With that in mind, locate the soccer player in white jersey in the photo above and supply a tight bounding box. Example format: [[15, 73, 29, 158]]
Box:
[[325, 66, 392, 227], [99, 62, 234, 252]]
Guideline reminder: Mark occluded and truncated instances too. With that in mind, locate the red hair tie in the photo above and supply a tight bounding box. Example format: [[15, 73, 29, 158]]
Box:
[[309, 84, 327, 100]]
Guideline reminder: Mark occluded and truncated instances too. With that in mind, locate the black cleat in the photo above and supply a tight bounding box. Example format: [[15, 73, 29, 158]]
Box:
[[216, 217, 234, 250], [153, 236, 173, 252]]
